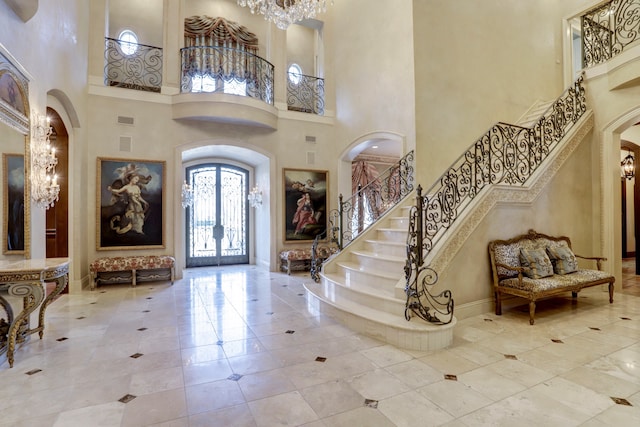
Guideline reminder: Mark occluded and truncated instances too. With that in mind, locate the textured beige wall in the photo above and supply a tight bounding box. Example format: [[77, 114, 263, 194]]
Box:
[[437, 129, 599, 317], [326, 0, 416, 154], [0, 0, 89, 289]]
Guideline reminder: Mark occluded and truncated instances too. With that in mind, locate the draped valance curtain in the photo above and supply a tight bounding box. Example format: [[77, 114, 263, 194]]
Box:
[[183, 16, 260, 84], [184, 16, 259, 53], [351, 160, 402, 230]]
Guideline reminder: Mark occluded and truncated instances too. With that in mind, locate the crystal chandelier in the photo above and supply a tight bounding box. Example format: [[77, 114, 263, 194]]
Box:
[[248, 186, 262, 208], [181, 180, 194, 208], [31, 112, 59, 209], [237, 0, 329, 30]]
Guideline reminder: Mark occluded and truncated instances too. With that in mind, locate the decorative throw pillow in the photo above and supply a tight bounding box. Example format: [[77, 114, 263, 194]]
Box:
[[546, 245, 578, 275], [519, 248, 554, 279]]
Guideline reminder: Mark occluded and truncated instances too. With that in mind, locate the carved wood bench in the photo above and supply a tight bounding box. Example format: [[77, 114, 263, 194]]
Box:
[[488, 230, 614, 324], [89, 255, 175, 290]]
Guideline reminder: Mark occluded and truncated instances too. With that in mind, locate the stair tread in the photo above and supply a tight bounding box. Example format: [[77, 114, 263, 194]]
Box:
[[305, 282, 440, 331], [338, 261, 404, 279], [322, 272, 397, 297], [364, 239, 405, 246], [350, 249, 405, 262]]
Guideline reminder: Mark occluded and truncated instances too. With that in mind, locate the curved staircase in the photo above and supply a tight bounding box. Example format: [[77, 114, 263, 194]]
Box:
[[304, 199, 456, 351]]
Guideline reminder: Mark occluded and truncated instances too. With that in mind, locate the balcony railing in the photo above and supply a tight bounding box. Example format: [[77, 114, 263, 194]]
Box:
[[582, 0, 640, 68], [287, 73, 324, 115], [104, 37, 162, 93], [180, 46, 274, 105]]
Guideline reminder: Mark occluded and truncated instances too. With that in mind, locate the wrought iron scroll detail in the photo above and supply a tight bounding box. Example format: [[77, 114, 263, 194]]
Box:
[[335, 151, 414, 250], [403, 75, 586, 324], [105, 38, 163, 93], [404, 186, 454, 324], [287, 73, 325, 115], [582, 0, 640, 68], [180, 46, 274, 105], [311, 151, 414, 282]]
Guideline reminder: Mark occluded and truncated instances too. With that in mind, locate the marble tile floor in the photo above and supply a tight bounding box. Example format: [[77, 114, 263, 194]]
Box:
[[1, 265, 639, 427]]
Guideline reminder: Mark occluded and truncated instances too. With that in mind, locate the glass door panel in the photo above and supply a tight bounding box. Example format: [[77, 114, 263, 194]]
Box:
[[186, 163, 249, 267]]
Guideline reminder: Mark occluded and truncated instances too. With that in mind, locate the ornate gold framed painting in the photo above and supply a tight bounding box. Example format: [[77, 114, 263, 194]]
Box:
[[0, 50, 30, 257], [2, 153, 25, 254], [97, 157, 166, 250], [283, 168, 328, 242]]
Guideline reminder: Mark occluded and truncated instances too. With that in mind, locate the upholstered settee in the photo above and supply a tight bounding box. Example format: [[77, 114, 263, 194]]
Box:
[[279, 246, 338, 275], [488, 230, 614, 324], [89, 255, 175, 290]]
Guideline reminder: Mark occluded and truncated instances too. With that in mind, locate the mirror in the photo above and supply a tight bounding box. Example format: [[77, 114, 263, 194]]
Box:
[[0, 51, 31, 259]]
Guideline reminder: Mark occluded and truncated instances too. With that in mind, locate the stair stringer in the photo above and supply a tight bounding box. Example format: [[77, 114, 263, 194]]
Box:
[[414, 110, 595, 286], [305, 191, 457, 352]]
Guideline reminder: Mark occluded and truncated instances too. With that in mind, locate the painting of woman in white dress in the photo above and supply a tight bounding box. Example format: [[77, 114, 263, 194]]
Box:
[[98, 158, 165, 249]]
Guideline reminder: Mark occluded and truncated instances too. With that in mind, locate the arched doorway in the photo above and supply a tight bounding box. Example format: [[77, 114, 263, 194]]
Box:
[[185, 162, 249, 267], [45, 107, 68, 259]]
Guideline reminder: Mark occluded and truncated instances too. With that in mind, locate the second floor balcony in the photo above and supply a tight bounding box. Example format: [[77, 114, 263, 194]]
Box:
[[104, 38, 325, 127]]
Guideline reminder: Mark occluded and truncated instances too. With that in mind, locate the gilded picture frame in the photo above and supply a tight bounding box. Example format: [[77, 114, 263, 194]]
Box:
[[283, 168, 328, 242], [2, 153, 25, 254], [0, 50, 30, 258], [97, 157, 165, 250]]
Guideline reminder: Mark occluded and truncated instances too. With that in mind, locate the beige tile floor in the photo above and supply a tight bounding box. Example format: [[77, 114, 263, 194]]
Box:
[[1, 264, 639, 426]]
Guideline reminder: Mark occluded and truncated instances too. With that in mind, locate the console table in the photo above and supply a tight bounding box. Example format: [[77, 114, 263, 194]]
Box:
[[0, 258, 70, 368]]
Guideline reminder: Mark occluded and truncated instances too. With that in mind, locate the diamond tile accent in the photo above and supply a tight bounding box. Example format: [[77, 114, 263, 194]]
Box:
[[285, 330, 295, 334], [589, 327, 601, 331], [56, 337, 68, 342], [130, 353, 143, 359], [504, 354, 517, 360], [76, 316, 86, 320], [611, 397, 632, 406], [216, 340, 224, 346], [228, 373, 243, 381], [315, 357, 327, 362], [137, 327, 148, 331], [620, 317, 632, 320], [25, 369, 42, 375], [119, 394, 136, 403], [444, 374, 457, 381], [483, 318, 493, 322], [364, 399, 378, 408], [142, 310, 150, 313], [551, 339, 564, 343]]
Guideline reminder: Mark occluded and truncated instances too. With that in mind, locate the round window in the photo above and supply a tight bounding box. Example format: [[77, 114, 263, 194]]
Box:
[[119, 30, 138, 55], [288, 63, 302, 85]]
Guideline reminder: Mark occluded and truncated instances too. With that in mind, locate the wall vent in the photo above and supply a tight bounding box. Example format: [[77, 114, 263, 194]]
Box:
[[117, 115, 135, 125], [306, 151, 316, 165], [119, 136, 132, 152], [305, 135, 316, 143]]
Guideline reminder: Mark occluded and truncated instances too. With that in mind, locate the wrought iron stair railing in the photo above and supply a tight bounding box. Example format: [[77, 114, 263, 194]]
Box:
[[310, 151, 415, 282], [582, 0, 640, 68], [404, 75, 587, 325]]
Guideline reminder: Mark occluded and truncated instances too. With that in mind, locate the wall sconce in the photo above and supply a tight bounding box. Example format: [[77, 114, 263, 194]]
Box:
[[181, 180, 194, 208], [622, 150, 635, 180], [248, 186, 262, 208], [31, 112, 59, 209]]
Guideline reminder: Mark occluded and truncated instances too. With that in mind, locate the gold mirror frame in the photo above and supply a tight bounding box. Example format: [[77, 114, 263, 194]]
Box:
[[0, 51, 31, 258]]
